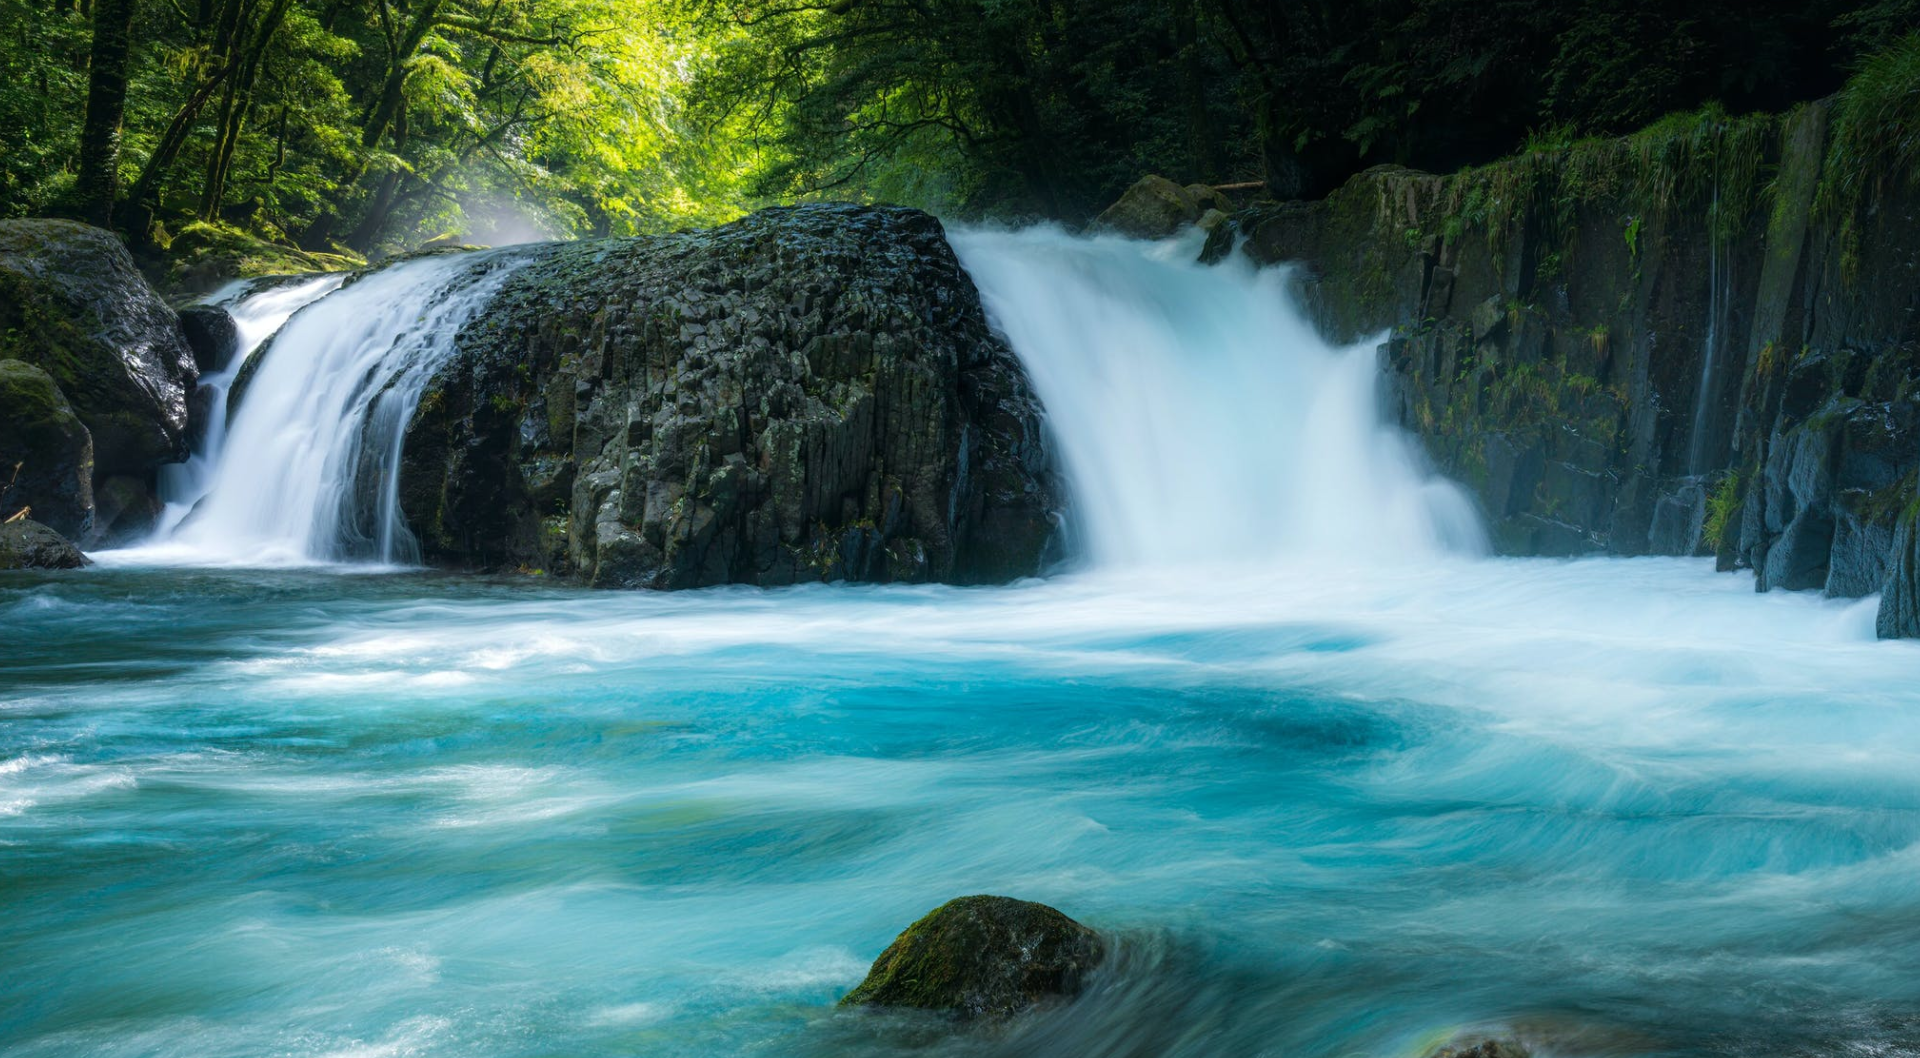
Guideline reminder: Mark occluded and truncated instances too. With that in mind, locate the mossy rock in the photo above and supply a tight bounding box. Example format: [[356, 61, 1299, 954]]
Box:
[[1091, 175, 1209, 240], [1428, 1041, 1530, 1058], [839, 895, 1105, 1020], [0, 358, 94, 538], [157, 221, 360, 298], [0, 518, 88, 570], [0, 219, 195, 480]]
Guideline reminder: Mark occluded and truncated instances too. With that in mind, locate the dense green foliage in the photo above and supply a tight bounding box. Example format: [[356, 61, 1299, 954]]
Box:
[[0, 0, 1915, 253], [0, 0, 757, 256], [692, 0, 1912, 220]]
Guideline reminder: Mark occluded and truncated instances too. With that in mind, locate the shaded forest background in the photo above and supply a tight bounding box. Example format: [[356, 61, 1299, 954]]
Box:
[[2, 0, 1917, 261]]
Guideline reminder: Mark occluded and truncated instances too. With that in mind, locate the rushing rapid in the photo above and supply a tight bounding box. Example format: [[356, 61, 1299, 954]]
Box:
[[9, 231, 1920, 1058]]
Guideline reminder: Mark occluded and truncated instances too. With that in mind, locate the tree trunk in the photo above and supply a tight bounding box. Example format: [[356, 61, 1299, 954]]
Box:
[[198, 0, 295, 221], [120, 0, 252, 241], [75, 0, 136, 229], [302, 0, 446, 249]]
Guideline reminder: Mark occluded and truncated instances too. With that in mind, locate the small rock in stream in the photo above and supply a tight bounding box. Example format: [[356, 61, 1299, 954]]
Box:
[[839, 895, 1105, 1020]]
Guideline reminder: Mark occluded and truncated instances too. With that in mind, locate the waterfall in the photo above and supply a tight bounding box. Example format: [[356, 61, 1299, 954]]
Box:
[[948, 227, 1485, 569], [153, 275, 346, 537], [151, 251, 525, 566]]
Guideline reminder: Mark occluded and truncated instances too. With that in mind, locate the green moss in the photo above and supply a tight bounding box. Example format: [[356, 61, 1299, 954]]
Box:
[[162, 221, 361, 285], [0, 359, 75, 434], [1858, 469, 1920, 527], [1816, 33, 1920, 282], [1703, 469, 1744, 552], [838, 895, 1104, 1018]]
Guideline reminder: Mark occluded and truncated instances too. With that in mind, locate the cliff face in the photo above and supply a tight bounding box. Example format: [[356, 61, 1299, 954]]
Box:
[[1212, 102, 1920, 636], [397, 205, 1060, 588]]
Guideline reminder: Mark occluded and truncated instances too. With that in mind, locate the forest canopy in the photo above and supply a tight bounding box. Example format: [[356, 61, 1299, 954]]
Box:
[[2, 0, 1916, 258]]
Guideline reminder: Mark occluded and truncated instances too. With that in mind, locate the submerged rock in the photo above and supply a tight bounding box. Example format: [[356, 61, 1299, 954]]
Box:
[[0, 518, 89, 570], [1428, 1039, 1530, 1058], [839, 895, 1105, 1020], [399, 204, 1059, 587], [0, 359, 94, 539]]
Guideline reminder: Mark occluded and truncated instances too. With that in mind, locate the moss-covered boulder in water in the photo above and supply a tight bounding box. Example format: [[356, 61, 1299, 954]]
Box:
[[1428, 1039, 1530, 1058], [401, 204, 1059, 587], [0, 220, 196, 499], [0, 518, 88, 570], [839, 895, 1105, 1020], [1091, 175, 1225, 240], [0, 360, 94, 538]]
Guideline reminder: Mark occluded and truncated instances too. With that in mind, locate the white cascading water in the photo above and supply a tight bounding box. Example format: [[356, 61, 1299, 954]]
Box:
[[153, 274, 346, 537], [133, 229, 1473, 573], [950, 227, 1486, 569], [151, 252, 525, 565]]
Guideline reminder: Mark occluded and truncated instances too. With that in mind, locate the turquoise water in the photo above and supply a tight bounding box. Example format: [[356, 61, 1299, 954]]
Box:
[[5, 559, 1918, 1057]]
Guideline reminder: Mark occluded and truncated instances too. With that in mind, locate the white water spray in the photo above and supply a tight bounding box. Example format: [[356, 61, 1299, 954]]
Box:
[[950, 228, 1485, 569], [148, 252, 524, 565]]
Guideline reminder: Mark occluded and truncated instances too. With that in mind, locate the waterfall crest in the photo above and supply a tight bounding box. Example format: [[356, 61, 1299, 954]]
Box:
[[145, 252, 524, 566], [949, 227, 1485, 569]]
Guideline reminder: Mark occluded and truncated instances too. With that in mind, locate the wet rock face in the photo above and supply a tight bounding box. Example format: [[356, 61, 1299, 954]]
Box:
[[0, 518, 89, 570], [0, 360, 94, 539], [1878, 505, 1920, 639], [177, 304, 239, 373], [399, 204, 1059, 587], [0, 220, 197, 482], [839, 896, 1105, 1020]]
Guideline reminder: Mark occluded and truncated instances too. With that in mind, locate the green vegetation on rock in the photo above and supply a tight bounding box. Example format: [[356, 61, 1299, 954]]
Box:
[[840, 895, 1105, 1020]]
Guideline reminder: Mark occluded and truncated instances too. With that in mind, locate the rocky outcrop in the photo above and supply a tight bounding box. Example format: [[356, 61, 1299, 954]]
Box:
[[0, 518, 89, 569], [151, 221, 357, 298], [0, 219, 198, 544], [1211, 102, 1920, 635], [1092, 175, 1233, 240], [839, 895, 1105, 1020], [0, 360, 94, 538], [396, 205, 1059, 587], [177, 304, 238, 373], [1878, 504, 1920, 638]]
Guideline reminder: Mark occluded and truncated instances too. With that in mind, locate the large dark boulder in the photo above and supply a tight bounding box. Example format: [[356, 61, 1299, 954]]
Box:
[[839, 895, 1105, 1020], [398, 204, 1059, 587], [0, 518, 88, 570], [177, 304, 239, 373], [0, 359, 94, 538], [0, 220, 196, 530]]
